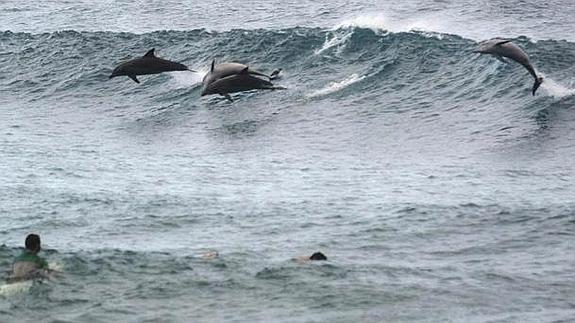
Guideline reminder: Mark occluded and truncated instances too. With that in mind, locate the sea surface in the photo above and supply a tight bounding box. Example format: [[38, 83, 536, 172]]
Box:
[[1, 0, 574, 322]]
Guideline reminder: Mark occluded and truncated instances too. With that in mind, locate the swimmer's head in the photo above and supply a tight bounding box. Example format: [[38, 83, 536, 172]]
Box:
[[25, 234, 41, 253], [309, 252, 327, 261]]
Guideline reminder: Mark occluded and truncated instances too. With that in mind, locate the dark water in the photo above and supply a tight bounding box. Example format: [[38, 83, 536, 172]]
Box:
[[1, 1, 575, 322]]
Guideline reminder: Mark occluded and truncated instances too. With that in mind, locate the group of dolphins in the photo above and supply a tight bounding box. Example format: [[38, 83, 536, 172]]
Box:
[[109, 48, 283, 102], [109, 38, 544, 101]]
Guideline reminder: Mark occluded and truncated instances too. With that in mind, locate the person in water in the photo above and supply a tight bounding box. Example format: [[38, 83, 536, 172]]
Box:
[[11, 234, 50, 281], [296, 251, 328, 262], [309, 252, 327, 261]]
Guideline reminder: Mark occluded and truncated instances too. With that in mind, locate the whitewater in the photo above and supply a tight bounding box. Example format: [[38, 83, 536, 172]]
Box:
[[1, 0, 574, 322]]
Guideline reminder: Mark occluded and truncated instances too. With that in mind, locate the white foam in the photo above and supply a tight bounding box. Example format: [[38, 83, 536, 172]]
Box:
[[314, 14, 450, 56], [49, 261, 65, 272], [308, 74, 366, 97], [0, 280, 33, 297], [335, 15, 392, 32], [169, 69, 206, 88], [334, 13, 446, 36], [315, 31, 354, 55], [540, 79, 575, 99]]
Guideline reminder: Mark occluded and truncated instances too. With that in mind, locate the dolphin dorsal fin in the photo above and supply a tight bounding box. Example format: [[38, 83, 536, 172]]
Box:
[[495, 39, 512, 47], [240, 66, 249, 74], [144, 48, 156, 57], [211, 59, 215, 72]]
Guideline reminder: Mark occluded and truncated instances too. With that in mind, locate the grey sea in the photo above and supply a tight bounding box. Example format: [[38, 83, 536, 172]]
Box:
[[1, 0, 575, 322]]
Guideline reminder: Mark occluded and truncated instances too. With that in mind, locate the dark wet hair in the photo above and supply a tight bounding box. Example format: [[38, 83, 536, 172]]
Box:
[[309, 252, 327, 261], [25, 234, 41, 251]]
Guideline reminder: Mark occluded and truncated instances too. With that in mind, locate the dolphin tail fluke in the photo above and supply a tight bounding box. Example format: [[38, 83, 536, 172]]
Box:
[[532, 76, 544, 96], [269, 68, 282, 80]]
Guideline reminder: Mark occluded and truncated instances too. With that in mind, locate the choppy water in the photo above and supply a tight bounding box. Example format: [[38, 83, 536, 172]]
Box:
[[1, 1, 575, 322]]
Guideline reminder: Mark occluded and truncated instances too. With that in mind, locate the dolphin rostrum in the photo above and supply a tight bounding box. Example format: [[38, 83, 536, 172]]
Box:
[[109, 48, 193, 83], [201, 60, 284, 101], [475, 39, 543, 95]]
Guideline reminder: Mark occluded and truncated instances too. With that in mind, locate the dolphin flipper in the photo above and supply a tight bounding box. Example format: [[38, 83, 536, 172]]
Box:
[[222, 93, 233, 102], [128, 75, 140, 83]]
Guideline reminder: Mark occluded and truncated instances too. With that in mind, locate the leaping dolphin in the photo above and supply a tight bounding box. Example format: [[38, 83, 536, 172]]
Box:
[[475, 39, 543, 95], [201, 60, 285, 101], [109, 48, 193, 83]]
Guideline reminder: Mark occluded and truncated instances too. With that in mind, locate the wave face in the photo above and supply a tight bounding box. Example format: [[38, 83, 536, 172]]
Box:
[[1, 26, 575, 322], [1, 27, 574, 157]]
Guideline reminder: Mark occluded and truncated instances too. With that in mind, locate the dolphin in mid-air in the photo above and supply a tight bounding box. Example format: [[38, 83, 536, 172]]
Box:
[[475, 39, 543, 95], [109, 48, 193, 83], [201, 60, 284, 101]]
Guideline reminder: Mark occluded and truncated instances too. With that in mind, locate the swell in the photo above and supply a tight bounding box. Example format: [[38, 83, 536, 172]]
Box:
[[0, 27, 574, 114]]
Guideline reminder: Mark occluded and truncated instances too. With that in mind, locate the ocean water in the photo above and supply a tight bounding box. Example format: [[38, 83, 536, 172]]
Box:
[[1, 0, 575, 322]]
